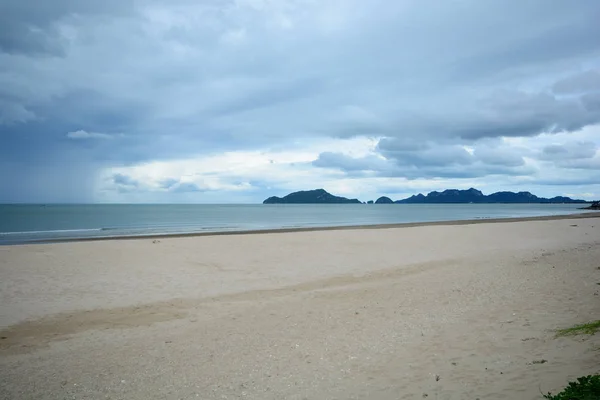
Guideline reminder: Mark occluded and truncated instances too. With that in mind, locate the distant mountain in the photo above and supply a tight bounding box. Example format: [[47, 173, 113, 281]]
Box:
[[375, 196, 394, 204], [263, 189, 362, 204], [263, 188, 589, 205], [394, 188, 587, 204], [583, 201, 600, 210]]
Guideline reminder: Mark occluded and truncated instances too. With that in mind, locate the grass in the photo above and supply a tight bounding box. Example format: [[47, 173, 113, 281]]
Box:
[[543, 374, 600, 400], [555, 320, 600, 337]]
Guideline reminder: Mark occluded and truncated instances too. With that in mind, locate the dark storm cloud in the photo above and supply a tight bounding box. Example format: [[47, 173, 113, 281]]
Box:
[[377, 140, 473, 167], [443, 91, 600, 140], [472, 146, 525, 167], [0, 0, 135, 55], [312, 142, 535, 180], [375, 138, 429, 153], [541, 142, 597, 160]]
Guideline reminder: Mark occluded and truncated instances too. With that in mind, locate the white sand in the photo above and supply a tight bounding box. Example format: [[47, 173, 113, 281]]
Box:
[[1, 217, 599, 399]]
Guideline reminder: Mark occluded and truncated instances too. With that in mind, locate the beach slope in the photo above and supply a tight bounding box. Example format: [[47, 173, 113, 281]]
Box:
[[1, 216, 599, 399]]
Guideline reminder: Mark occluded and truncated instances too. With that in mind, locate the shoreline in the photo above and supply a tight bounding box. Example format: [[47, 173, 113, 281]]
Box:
[[18, 210, 600, 245]]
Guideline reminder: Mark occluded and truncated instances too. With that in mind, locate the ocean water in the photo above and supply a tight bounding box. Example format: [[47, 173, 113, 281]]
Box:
[[0, 203, 592, 245]]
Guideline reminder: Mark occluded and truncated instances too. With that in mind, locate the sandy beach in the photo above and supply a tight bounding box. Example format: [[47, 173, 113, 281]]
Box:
[[1, 215, 599, 399]]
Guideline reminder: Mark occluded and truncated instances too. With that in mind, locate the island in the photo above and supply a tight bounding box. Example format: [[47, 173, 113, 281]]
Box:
[[375, 196, 394, 204], [394, 188, 587, 204], [263, 189, 362, 204], [263, 188, 590, 204]]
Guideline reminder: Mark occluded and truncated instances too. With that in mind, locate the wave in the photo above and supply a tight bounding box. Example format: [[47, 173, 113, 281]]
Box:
[[0, 228, 104, 236], [0, 225, 244, 238]]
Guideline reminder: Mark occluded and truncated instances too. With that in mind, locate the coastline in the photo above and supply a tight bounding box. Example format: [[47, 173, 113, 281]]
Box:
[[21, 210, 600, 245]]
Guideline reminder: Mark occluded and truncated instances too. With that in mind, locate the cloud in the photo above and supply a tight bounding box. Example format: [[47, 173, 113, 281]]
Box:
[[0, 100, 36, 125], [0, 0, 135, 56], [170, 182, 204, 193], [113, 173, 138, 187], [540, 142, 597, 160], [375, 137, 428, 153], [312, 138, 536, 181], [536, 140, 600, 170], [158, 178, 179, 190], [472, 144, 526, 167], [441, 91, 600, 140], [1, 0, 600, 202], [536, 177, 600, 186], [553, 70, 600, 94], [158, 178, 205, 193], [312, 152, 389, 172], [98, 137, 371, 201], [66, 130, 113, 140], [582, 92, 600, 112], [381, 142, 474, 167]]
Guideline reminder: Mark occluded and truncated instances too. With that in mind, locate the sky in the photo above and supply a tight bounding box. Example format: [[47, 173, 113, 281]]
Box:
[[1, 0, 600, 203]]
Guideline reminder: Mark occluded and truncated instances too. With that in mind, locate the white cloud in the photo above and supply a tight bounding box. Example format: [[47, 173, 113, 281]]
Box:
[[95, 128, 600, 203], [97, 136, 375, 201], [66, 130, 114, 140]]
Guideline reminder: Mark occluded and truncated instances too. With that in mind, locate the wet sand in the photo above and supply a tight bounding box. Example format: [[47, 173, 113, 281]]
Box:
[[1, 215, 599, 399]]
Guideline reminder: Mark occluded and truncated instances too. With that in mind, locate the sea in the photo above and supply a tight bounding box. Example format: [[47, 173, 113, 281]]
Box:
[[0, 203, 594, 245]]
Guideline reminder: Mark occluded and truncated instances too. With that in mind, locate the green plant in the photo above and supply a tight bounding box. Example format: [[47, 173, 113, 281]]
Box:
[[555, 321, 600, 337], [543, 375, 600, 400]]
